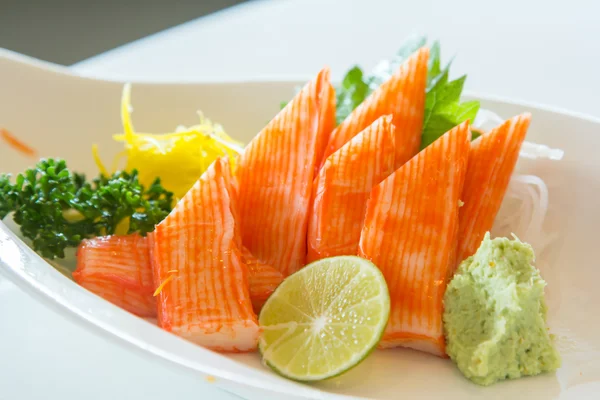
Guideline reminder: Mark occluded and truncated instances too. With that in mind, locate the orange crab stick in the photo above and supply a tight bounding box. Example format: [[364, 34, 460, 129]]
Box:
[[359, 121, 470, 356], [150, 157, 258, 352], [241, 247, 284, 313], [307, 115, 396, 262], [73, 234, 156, 318], [323, 47, 428, 168], [456, 113, 531, 265], [237, 68, 332, 277], [314, 73, 337, 171]]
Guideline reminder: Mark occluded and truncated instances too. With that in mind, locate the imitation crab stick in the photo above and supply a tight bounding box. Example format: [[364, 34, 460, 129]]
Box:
[[307, 115, 396, 262], [73, 234, 156, 317], [242, 247, 284, 313], [237, 68, 332, 277], [456, 113, 531, 265], [358, 121, 470, 356], [150, 157, 258, 352], [315, 73, 337, 172], [323, 47, 428, 168]]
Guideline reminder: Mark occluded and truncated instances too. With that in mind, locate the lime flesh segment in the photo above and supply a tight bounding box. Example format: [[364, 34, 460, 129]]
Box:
[[258, 256, 390, 381]]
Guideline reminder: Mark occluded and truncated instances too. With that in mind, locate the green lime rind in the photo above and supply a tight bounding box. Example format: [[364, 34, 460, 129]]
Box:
[[258, 256, 390, 382]]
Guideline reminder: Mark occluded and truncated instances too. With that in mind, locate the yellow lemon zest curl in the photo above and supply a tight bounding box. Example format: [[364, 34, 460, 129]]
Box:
[[153, 274, 174, 297], [94, 84, 244, 199]]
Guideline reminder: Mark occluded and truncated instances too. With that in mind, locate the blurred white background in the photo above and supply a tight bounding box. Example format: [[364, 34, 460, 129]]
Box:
[[78, 0, 600, 116]]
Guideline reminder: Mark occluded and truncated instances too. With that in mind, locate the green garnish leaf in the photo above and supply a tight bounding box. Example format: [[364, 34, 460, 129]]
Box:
[[471, 129, 482, 141], [318, 36, 480, 147], [427, 41, 442, 85], [335, 66, 370, 124], [0, 159, 174, 259], [421, 73, 480, 149]]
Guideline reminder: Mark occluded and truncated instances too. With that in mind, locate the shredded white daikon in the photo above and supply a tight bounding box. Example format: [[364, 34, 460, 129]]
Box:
[[519, 142, 564, 161], [491, 174, 558, 256], [475, 109, 563, 257], [473, 108, 565, 161], [473, 108, 505, 132]]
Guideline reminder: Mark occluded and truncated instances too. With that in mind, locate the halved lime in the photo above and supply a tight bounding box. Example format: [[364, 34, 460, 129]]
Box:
[[258, 256, 390, 381]]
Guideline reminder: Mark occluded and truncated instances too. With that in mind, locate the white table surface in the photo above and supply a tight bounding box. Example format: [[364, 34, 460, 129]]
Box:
[[2, 0, 599, 399]]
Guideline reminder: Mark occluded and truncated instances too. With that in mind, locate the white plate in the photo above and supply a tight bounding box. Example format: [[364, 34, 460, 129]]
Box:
[[1, 50, 599, 400]]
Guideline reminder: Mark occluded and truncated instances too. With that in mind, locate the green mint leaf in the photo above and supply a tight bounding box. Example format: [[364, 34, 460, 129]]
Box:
[[335, 66, 370, 124], [437, 75, 467, 104], [428, 41, 442, 80], [421, 114, 458, 149], [281, 37, 480, 150], [420, 43, 479, 149], [421, 96, 479, 149], [450, 100, 480, 123]]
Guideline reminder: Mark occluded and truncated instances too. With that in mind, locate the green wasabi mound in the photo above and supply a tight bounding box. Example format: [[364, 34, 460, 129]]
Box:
[[443, 233, 561, 386]]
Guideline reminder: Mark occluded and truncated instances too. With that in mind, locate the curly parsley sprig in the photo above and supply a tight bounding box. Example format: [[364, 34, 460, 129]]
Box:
[[0, 158, 173, 259]]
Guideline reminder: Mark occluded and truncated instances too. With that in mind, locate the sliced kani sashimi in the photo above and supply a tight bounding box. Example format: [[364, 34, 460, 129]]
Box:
[[358, 121, 471, 356], [323, 47, 428, 168], [241, 246, 284, 313], [150, 157, 258, 352], [73, 234, 156, 318], [237, 68, 332, 277], [314, 74, 337, 172], [457, 113, 531, 265], [307, 115, 396, 262]]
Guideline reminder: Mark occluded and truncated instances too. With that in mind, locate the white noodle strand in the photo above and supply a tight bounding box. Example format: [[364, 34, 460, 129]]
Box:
[[474, 108, 564, 161], [492, 174, 555, 257]]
